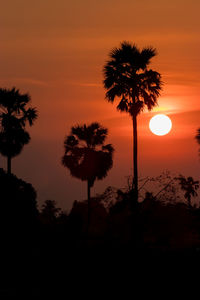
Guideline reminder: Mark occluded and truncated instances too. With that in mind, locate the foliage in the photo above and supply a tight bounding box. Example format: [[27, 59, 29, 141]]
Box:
[[0, 117, 30, 158], [0, 168, 38, 227], [0, 87, 37, 163], [62, 122, 114, 187], [175, 175, 199, 207], [124, 171, 180, 203], [40, 200, 61, 223], [95, 186, 119, 211], [103, 41, 162, 117]]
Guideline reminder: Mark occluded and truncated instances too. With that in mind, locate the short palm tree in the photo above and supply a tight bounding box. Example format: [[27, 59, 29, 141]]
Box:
[[103, 41, 162, 201], [62, 122, 114, 229], [176, 175, 199, 207], [0, 87, 38, 174]]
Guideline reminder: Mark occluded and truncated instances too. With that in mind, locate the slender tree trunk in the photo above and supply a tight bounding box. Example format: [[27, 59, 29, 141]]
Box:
[[87, 179, 91, 235], [132, 115, 138, 202], [7, 156, 11, 175]]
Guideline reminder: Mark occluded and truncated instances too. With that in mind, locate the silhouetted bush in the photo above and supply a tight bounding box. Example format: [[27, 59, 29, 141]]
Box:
[[0, 168, 38, 246], [140, 193, 198, 251]]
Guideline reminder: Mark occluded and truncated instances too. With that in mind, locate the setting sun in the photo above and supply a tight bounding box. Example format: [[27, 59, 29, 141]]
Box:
[[149, 114, 172, 136]]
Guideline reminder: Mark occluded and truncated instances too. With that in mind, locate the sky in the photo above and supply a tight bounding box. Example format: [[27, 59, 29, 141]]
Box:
[[1, 0, 200, 210]]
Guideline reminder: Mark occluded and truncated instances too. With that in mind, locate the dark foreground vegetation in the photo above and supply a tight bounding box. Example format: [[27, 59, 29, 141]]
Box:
[[1, 169, 200, 296]]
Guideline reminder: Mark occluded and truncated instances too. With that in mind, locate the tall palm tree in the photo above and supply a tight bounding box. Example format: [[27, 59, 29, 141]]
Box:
[[62, 122, 114, 229], [103, 41, 162, 201], [0, 87, 37, 174]]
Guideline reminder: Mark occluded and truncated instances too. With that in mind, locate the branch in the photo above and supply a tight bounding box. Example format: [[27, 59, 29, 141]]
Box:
[[155, 179, 174, 198]]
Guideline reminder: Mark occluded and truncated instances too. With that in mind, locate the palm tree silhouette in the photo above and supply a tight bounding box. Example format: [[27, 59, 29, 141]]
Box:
[[103, 41, 162, 201], [176, 175, 199, 207], [0, 87, 37, 174], [62, 122, 114, 230]]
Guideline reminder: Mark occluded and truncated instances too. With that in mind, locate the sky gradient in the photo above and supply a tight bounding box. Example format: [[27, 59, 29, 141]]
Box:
[[1, 0, 200, 210]]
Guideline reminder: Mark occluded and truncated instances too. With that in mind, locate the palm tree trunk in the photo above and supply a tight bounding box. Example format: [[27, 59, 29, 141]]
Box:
[[87, 180, 91, 234], [132, 115, 138, 202], [7, 156, 11, 174]]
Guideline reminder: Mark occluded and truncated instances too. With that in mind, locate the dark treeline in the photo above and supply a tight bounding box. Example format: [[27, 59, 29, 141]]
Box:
[[1, 168, 200, 295], [1, 41, 200, 295], [2, 167, 200, 258]]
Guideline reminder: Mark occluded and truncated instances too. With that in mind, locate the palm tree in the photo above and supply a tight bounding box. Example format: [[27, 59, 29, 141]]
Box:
[[176, 175, 199, 207], [103, 41, 162, 201], [0, 87, 37, 174], [62, 122, 114, 230]]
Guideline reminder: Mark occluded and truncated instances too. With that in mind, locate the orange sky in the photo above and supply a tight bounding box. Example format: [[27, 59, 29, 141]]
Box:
[[1, 0, 200, 209]]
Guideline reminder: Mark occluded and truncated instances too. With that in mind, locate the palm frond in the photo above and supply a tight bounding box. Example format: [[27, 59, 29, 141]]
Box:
[[140, 47, 157, 68], [105, 85, 126, 102], [116, 97, 129, 112]]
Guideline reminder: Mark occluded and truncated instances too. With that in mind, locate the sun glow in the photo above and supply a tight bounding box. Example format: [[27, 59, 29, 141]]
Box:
[[149, 114, 172, 136]]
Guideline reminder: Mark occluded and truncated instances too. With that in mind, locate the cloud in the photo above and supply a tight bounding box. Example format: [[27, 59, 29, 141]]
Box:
[[78, 83, 102, 87], [0, 77, 49, 87]]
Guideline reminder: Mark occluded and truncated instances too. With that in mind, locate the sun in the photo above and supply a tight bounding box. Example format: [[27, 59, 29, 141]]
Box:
[[149, 114, 172, 136]]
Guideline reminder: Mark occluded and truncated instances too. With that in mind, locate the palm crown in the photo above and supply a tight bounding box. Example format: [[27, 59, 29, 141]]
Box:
[[62, 122, 114, 187], [103, 41, 162, 116], [0, 87, 38, 173], [0, 87, 37, 128]]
